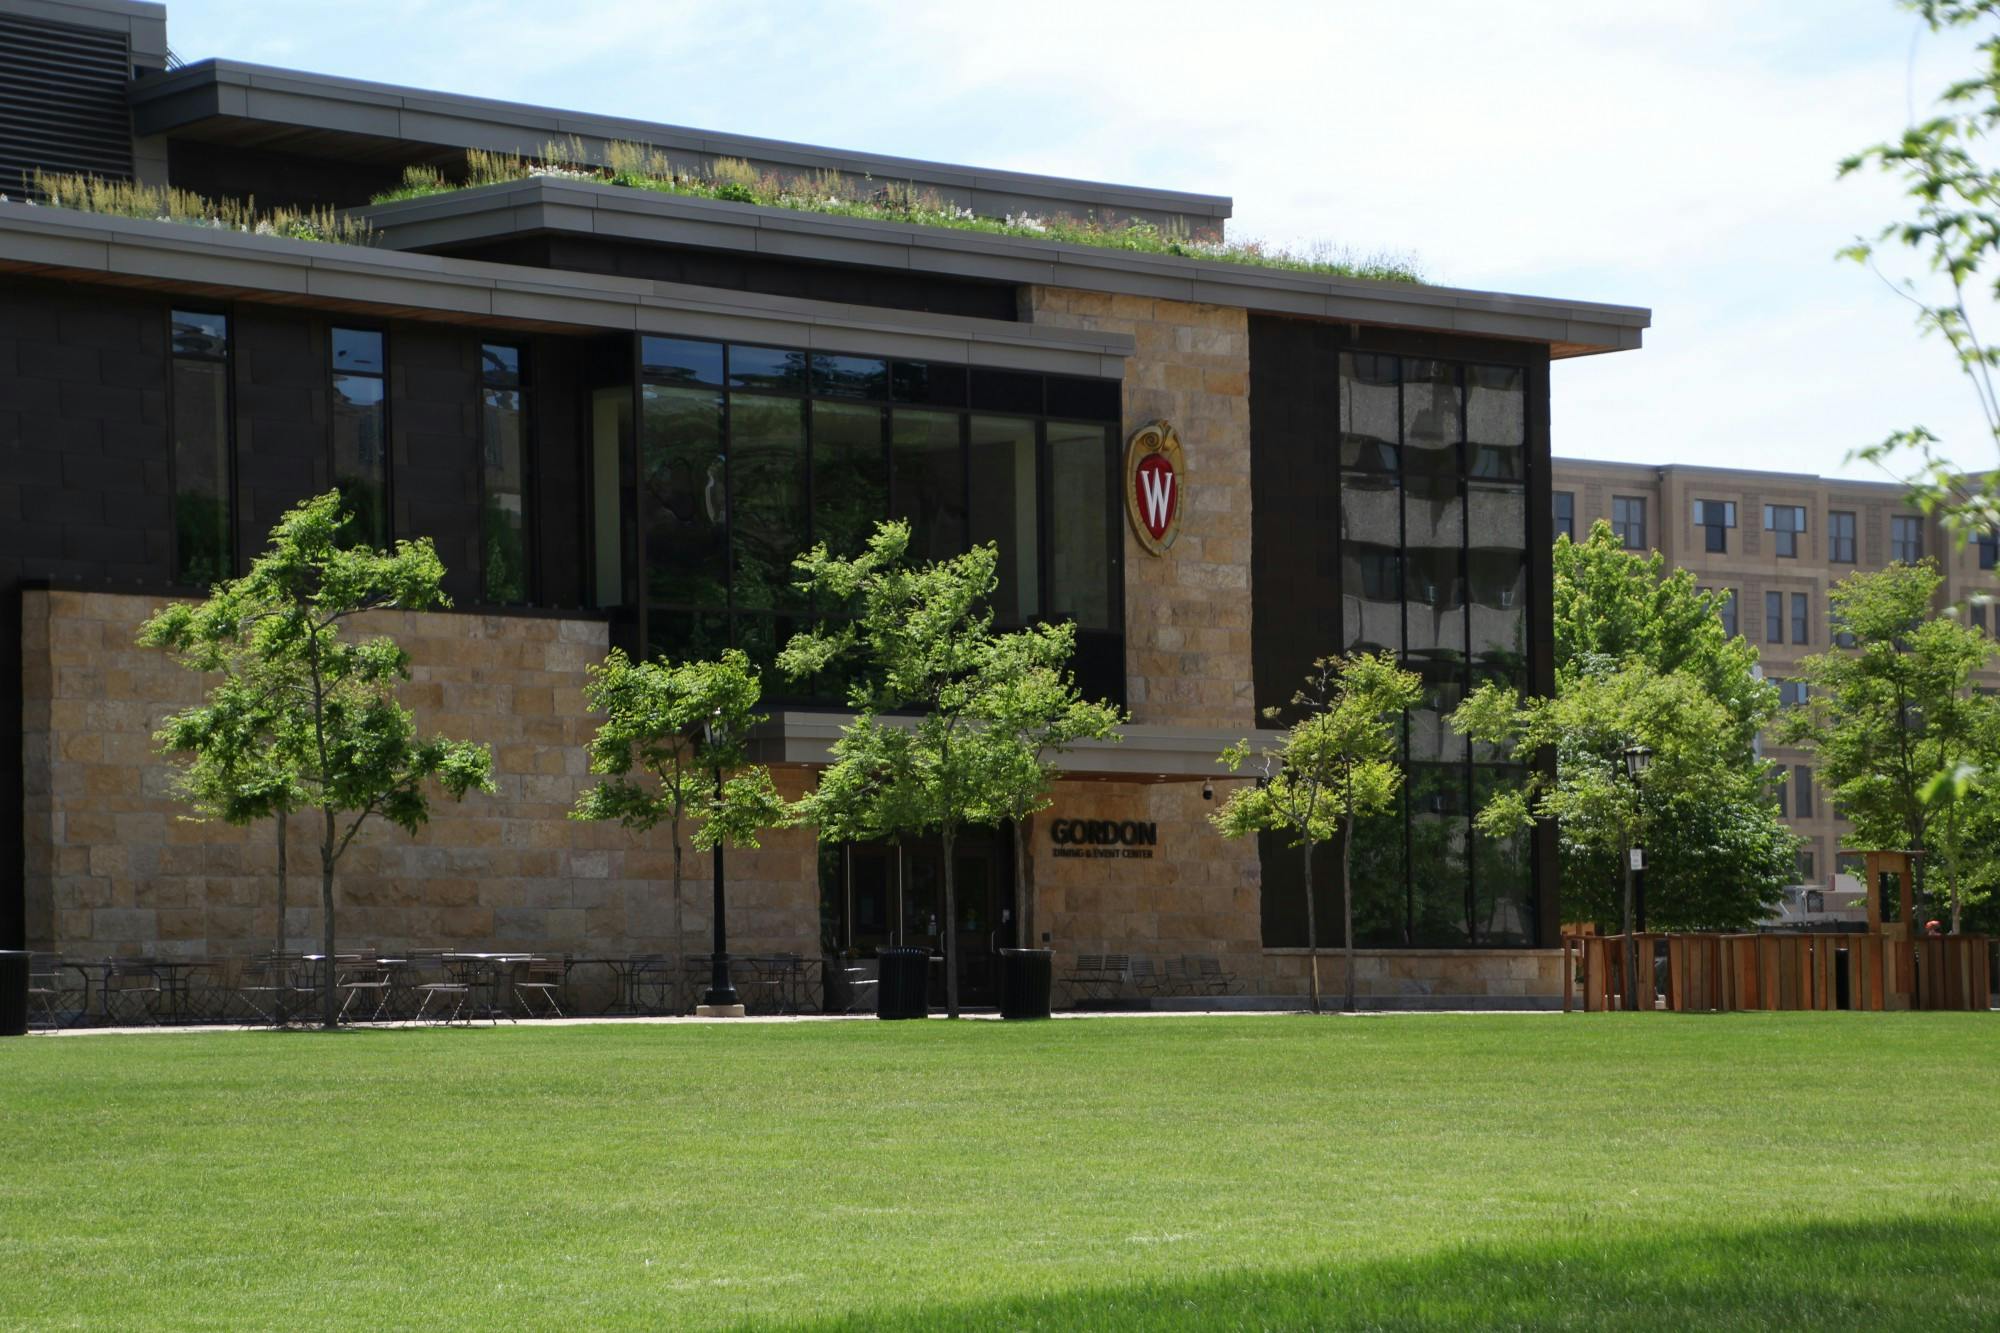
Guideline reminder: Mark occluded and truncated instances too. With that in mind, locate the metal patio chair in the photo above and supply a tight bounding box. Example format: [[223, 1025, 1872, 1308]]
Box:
[[513, 957, 566, 1019], [1193, 956, 1243, 997], [27, 953, 69, 1030], [102, 960, 164, 1026], [1127, 955, 1165, 998], [337, 959, 395, 1024]]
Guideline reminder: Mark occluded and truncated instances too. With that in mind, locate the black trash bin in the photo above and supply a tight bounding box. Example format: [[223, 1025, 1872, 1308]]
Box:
[[998, 948, 1054, 1020], [877, 947, 931, 1020], [0, 950, 28, 1038]]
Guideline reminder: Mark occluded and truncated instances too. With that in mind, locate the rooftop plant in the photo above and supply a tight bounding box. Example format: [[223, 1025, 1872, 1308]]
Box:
[[21, 170, 375, 245], [370, 138, 1424, 283]]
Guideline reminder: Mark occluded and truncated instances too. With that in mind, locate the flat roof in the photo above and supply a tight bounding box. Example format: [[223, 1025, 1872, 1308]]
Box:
[[0, 204, 1134, 376], [128, 58, 1233, 230], [1552, 457, 1906, 493], [362, 179, 1652, 357]]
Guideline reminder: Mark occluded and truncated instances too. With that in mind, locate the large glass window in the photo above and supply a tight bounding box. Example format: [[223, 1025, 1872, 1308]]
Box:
[[170, 309, 231, 585], [1694, 499, 1735, 553], [1766, 590, 1784, 644], [1765, 504, 1806, 558], [1791, 591, 1809, 645], [1612, 495, 1646, 550], [1829, 511, 1857, 564], [1553, 490, 1574, 542], [330, 327, 387, 548], [1892, 515, 1924, 563], [632, 336, 1121, 700], [479, 343, 530, 603]]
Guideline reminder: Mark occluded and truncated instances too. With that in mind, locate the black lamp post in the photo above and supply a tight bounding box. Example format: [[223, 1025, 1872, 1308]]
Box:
[[1623, 743, 1653, 931], [701, 715, 739, 1011]]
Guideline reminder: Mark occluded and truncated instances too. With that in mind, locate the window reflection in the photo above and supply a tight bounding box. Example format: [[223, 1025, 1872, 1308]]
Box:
[[968, 415, 1039, 623], [329, 328, 387, 549]]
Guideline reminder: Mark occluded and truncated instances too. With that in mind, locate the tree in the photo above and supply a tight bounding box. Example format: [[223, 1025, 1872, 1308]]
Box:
[[569, 647, 788, 1010], [1531, 522, 1795, 932], [1838, 1, 2000, 547], [1212, 654, 1421, 1014], [967, 623, 1123, 948], [1773, 561, 2000, 930], [1452, 662, 1795, 963], [141, 492, 494, 1028], [781, 521, 1110, 1018]]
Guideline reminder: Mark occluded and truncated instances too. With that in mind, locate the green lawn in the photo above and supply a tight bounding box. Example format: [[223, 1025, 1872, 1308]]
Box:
[[2, 1014, 1995, 1330]]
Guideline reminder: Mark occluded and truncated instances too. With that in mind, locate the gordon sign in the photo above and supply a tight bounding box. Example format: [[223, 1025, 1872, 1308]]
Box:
[[1124, 419, 1184, 556], [1049, 818, 1157, 860]]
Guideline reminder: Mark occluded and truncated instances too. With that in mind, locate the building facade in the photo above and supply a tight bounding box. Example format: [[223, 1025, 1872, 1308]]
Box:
[[1, 0, 1650, 1004], [1552, 458, 2000, 923]]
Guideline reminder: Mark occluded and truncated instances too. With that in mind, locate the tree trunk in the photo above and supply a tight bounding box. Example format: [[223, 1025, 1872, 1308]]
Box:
[[1341, 811, 1356, 1014], [671, 818, 685, 1013], [1621, 835, 1638, 1012], [1302, 838, 1320, 1014], [1013, 816, 1032, 950], [942, 822, 960, 1019], [321, 807, 338, 1030], [275, 811, 289, 1025]]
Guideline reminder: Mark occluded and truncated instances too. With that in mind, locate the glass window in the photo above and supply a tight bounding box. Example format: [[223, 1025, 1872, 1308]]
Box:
[[1337, 352, 1399, 473], [641, 336, 724, 387], [1468, 482, 1527, 682], [1765, 590, 1784, 643], [728, 345, 810, 393], [1764, 504, 1806, 558], [1829, 511, 1857, 564], [1404, 472, 1466, 659], [1719, 588, 1738, 638], [1776, 773, 1788, 818], [1800, 853, 1819, 885], [1471, 766, 1535, 946], [1341, 472, 1401, 657], [329, 327, 387, 549], [480, 343, 530, 604], [1791, 591, 1809, 645], [1778, 679, 1808, 708], [1892, 515, 1924, 563], [170, 310, 231, 586], [1409, 764, 1472, 947], [727, 394, 808, 613], [1694, 499, 1735, 553], [1612, 496, 1646, 550], [1464, 364, 1523, 480], [1979, 532, 1997, 570], [1401, 359, 1459, 481], [811, 400, 888, 561], [890, 408, 966, 564], [967, 415, 1039, 622], [811, 354, 889, 400], [641, 385, 727, 608], [891, 361, 967, 407], [1973, 601, 1989, 634], [1553, 490, 1574, 542], [1795, 765, 1814, 818], [591, 385, 632, 608], [1832, 600, 1856, 648], [1046, 421, 1118, 631]]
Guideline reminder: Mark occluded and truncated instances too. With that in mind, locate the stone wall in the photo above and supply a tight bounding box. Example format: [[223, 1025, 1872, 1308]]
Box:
[[21, 589, 820, 961], [1029, 287, 1254, 732]]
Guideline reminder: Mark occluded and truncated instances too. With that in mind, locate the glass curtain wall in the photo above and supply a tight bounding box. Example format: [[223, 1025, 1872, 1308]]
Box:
[[330, 327, 388, 548], [479, 343, 531, 603], [169, 309, 231, 585], [1329, 352, 1534, 948], [634, 336, 1122, 702]]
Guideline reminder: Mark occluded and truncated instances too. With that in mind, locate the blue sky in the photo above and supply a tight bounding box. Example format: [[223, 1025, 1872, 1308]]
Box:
[[159, 0, 1995, 482]]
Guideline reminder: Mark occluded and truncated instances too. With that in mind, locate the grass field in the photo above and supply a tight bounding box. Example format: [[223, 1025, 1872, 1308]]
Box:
[[2, 1013, 1996, 1330]]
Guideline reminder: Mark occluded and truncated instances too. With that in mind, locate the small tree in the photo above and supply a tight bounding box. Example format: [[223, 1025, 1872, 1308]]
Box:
[[1212, 653, 1421, 1014], [142, 493, 494, 1028], [969, 623, 1123, 948], [570, 647, 788, 1008], [1775, 561, 2000, 930], [781, 521, 1102, 1018]]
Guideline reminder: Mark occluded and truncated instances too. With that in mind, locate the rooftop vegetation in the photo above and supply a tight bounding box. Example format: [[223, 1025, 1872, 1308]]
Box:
[[20, 170, 375, 245], [368, 139, 1425, 284]]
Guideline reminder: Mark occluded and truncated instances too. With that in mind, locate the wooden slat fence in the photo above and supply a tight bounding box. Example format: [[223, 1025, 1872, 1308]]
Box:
[[1561, 933, 1993, 1013]]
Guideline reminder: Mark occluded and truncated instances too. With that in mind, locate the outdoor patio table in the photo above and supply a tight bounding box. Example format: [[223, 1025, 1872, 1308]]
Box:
[[150, 959, 213, 1023], [443, 954, 532, 1022]]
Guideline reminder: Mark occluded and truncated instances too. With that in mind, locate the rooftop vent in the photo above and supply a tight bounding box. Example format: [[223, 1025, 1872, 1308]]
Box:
[[0, 10, 134, 195]]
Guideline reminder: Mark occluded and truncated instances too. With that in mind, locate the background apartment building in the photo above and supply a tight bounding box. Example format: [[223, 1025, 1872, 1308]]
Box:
[[1552, 459, 2000, 921]]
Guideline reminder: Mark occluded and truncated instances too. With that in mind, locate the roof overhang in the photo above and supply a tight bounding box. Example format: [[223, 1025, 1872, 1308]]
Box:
[[751, 711, 1284, 781], [128, 59, 1232, 234], [0, 204, 1134, 376], [359, 179, 1651, 357]]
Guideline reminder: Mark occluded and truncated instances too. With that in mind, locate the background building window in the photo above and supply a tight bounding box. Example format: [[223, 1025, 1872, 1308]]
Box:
[[1795, 764, 1813, 818], [1829, 510, 1857, 563], [1806, 887, 1824, 911], [1775, 773, 1788, 818], [479, 343, 531, 604], [1765, 589, 1784, 643], [1719, 588, 1738, 637], [1764, 504, 1806, 558], [330, 327, 388, 548], [1693, 499, 1735, 552], [1777, 679, 1809, 708], [1791, 591, 1809, 645], [1979, 531, 1997, 570], [1612, 495, 1646, 550], [1974, 602, 1990, 634], [1832, 600, 1857, 648], [1553, 490, 1574, 541], [1892, 515, 1924, 563], [170, 309, 231, 585]]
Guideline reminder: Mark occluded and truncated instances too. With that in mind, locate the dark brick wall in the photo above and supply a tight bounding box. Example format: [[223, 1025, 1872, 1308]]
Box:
[[0, 275, 614, 945]]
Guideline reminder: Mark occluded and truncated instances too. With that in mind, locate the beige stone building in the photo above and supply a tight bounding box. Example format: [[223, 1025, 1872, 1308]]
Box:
[[1552, 459, 2000, 916]]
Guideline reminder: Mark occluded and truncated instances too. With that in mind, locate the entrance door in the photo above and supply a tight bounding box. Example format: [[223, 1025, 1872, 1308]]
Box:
[[821, 828, 1015, 1007]]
